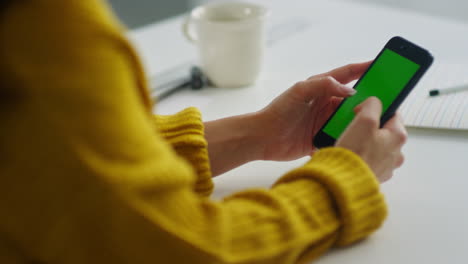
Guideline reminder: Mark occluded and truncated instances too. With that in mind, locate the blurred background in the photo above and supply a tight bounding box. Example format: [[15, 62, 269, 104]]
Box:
[[108, 0, 467, 29]]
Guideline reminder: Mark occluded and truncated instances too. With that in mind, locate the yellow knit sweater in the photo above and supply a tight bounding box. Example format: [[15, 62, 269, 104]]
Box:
[[0, 1, 387, 263]]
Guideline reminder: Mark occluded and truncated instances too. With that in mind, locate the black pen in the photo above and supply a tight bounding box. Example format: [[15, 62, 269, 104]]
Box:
[[429, 84, 468, 97]]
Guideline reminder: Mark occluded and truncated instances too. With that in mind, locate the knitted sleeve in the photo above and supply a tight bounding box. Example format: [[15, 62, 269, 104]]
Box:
[[151, 109, 214, 197], [0, 1, 386, 264]]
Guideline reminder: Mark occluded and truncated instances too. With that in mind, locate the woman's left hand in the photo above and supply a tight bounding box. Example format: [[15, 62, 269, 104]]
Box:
[[256, 61, 371, 161]]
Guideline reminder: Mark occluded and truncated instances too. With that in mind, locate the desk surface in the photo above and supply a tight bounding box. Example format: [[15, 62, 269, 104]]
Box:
[[129, 0, 468, 263]]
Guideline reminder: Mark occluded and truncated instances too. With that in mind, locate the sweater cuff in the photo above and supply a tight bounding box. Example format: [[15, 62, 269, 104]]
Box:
[[152, 107, 214, 197], [274, 147, 387, 246]]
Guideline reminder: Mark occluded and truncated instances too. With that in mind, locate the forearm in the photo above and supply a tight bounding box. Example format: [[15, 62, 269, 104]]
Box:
[[204, 112, 265, 176]]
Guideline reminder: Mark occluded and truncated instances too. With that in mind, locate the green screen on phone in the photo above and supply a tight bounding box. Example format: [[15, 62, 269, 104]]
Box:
[[323, 49, 420, 139]]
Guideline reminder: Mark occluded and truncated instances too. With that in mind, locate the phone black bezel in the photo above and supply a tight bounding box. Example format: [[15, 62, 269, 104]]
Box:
[[313, 36, 434, 149]]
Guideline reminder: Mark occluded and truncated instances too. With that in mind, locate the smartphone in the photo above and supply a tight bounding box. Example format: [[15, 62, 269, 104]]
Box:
[[314, 36, 433, 148]]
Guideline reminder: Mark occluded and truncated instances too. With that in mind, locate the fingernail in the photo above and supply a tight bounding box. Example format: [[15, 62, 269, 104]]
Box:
[[354, 104, 363, 113], [342, 85, 356, 95]]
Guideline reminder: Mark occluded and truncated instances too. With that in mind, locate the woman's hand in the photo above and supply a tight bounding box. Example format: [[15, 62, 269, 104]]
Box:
[[257, 61, 372, 161], [336, 97, 407, 182], [205, 62, 373, 176]]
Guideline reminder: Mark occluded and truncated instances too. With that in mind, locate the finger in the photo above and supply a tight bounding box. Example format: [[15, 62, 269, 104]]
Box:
[[329, 96, 344, 111], [395, 153, 405, 168], [379, 172, 393, 183], [294, 76, 355, 102], [383, 112, 408, 145], [313, 97, 345, 134], [352, 97, 383, 130], [339, 97, 382, 139], [312, 61, 372, 84]]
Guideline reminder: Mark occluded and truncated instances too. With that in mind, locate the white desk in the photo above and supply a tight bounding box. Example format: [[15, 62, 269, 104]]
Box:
[[129, 0, 468, 263]]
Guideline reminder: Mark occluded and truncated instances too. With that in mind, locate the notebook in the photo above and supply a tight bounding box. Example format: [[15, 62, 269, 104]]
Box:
[[400, 63, 468, 130]]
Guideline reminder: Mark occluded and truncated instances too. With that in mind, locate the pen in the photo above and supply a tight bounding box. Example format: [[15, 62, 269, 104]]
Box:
[[150, 65, 209, 101], [429, 84, 468, 97]]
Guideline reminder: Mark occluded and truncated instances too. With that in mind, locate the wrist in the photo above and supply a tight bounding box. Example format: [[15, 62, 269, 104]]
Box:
[[245, 111, 270, 161], [204, 111, 266, 176]]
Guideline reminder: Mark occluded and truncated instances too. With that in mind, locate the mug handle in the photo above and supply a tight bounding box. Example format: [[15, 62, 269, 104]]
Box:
[[182, 16, 197, 43]]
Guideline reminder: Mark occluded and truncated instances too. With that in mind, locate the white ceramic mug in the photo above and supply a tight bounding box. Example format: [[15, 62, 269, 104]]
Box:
[[183, 2, 269, 88]]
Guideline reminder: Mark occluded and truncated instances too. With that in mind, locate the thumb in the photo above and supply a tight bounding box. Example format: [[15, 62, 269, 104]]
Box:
[[295, 76, 356, 101], [353, 96, 383, 129]]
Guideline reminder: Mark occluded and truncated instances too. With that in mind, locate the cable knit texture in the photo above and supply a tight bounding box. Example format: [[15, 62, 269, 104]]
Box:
[[0, 0, 387, 263], [152, 108, 214, 197], [275, 148, 387, 247]]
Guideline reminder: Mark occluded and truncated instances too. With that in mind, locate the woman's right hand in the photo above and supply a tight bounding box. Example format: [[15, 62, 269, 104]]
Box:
[[336, 97, 407, 182]]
